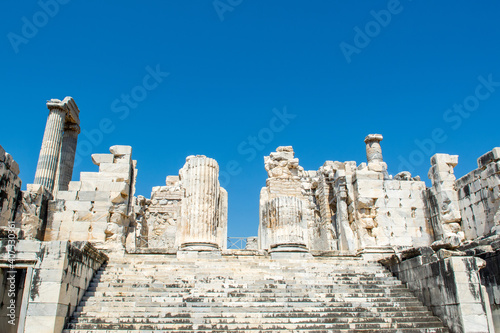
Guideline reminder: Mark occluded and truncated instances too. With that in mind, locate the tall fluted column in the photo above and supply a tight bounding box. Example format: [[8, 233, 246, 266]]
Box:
[[57, 123, 80, 191], [264, 196, 308, 251], [179, 156, 220, 250], [34, 105, 66, 192]]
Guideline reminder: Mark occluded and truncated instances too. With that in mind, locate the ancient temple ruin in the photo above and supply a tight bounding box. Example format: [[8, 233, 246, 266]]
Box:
[[1, 97, 499, 332]]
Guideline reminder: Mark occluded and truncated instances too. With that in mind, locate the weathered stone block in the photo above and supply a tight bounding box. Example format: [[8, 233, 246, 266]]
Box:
[[68, 181, 82, 191], [110, 145, 132, 156], [56, 191, 77, 201], [99, 162, 131, 173], [65, 200, 92, 212], [92, 153, 114, 166], [477, 147, 500, 169]]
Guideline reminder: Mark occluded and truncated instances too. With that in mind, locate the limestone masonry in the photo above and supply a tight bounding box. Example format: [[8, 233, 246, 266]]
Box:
[[0, 97, 499, 332]]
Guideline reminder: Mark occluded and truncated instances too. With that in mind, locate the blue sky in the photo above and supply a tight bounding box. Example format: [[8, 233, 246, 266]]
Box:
[[1, 1, 499, 237]]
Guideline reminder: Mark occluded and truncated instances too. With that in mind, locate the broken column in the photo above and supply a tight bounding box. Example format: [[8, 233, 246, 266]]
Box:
[[364, 134, 386, 172], [428, 153, 464, 245], [263, 196, 308, 252], [178, 155, 226, 251]]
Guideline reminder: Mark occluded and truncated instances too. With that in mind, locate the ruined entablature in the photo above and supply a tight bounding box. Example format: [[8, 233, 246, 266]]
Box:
[[264, 146, 303, 179]]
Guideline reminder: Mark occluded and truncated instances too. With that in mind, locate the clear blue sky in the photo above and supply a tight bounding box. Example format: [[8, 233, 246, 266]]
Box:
[[1, 1, 499, 237]]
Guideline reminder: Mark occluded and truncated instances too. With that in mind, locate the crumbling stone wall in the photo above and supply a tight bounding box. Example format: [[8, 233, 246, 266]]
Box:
[[0, 145, 21, 227], [456, 148, 500, 239], [144, 176, 182, 249], [45, 146, 137, 251], [0, 239, 107, 333], [348, 163, 432, 251], [458, 235, 500, 332], [381, 248, 493, 333], [259, 146, 333, 252], [474, 245, 500, 332], [258, 137, 434, 253]]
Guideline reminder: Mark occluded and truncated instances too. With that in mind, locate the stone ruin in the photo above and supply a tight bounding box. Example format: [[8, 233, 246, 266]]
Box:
[[0, 97, 499, 332]]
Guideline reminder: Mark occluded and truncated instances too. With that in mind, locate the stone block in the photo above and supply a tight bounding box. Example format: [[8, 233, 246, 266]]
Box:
[[77, 191, 97, 201], [99, 172, 131, 182], [477, 147, 500, 169], [95, 180, 127, 193], [80, 181, 97, 191], [68, 181, 82, 191], [9, 159, 20, 175], [16, 240, 42, 253], [93, 201, 113, 213], [50, 210, 75, 222], [92, 153, 114, 166], [80, 172, 100, 181], [355, 170, 384, 181], [110, 192, 127, 203], [166, 175, 180, 185], [384, 180, 401, 191], [65, 200, 92, 212], [24, 315, 65, 333], [99, 162, 131, 173], [355, 183, 384, 198], [92, 211, 109, 222], [94, 191, 111, 201], [30, 281, 62, 303], [431, 153, 459, 167], [26, 302, 67, 317], [110, 145, 133, 156], [56, 191, 77, 201], [75, 210, 94, 221], [89, 223, 107, 242], [36, 269, 64, 283]]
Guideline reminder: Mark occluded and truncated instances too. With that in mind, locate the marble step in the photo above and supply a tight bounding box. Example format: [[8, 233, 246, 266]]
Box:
[[82, 290, 416, 298], [80, 295, 419, 304], [62, 328, 449, 333], [73, 305, 432, 316], [70, 315, 443, 325], [87, 283, 407, 293], [67, 321, 447, 330], [71, 310, 435, 320]]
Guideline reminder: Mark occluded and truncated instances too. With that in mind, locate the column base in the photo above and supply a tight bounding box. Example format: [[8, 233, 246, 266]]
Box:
[[180, 242, 219, 251], [270, 243, 309, 253], [270, 243, 313, 260]]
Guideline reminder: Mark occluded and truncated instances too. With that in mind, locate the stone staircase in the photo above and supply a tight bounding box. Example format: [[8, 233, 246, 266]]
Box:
[[64, 253, 449, 333]]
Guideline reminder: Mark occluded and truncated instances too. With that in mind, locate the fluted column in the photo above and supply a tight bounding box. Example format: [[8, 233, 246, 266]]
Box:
[[34, 106, 66, 192], [57, 123, 80, 191], [264, 196, 308, 251], [179, 156, 220, 250]]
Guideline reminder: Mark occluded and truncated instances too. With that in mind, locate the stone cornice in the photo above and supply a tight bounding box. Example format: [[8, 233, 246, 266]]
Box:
[[46, 96, 80, 125]]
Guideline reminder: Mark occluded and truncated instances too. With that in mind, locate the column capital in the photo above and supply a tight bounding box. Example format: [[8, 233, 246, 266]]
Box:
[[364, 133, 383, 144], [46, 96, 80, 125]]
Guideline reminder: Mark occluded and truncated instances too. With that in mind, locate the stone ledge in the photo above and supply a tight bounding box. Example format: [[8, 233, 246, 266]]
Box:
[[70, 241, 108, 264]]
